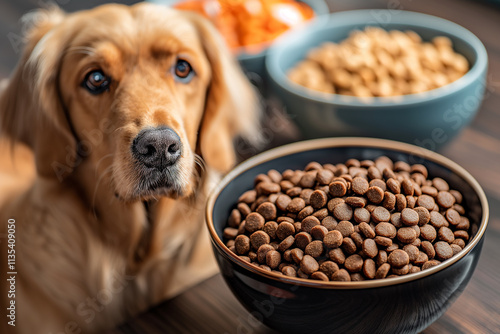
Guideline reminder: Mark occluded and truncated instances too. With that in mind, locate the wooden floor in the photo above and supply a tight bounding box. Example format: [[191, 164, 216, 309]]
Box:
[[1, 0, 499, 333]]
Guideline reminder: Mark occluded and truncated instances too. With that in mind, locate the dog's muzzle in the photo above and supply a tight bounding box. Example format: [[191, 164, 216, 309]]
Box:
[[132, 127, 182, 170]]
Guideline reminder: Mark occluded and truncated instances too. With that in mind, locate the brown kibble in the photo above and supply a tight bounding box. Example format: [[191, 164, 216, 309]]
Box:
[[422, 260, 441, 270], [411, 164, 428, 178], [345, 254, 364, 273], [456, 217, 470, 231], [228, 209, 242, 228], [262, 221, 278, 239], [333, 203, 353, 221], [371, 206, 391, 223], [276, 222, 295, 240], [291, 248, 304, 264], [401, 179, 414, 196], [301, 216, 320, 234], [311, 225, 329, 240], [305, 240, 324, 258], [434, 241, 453, 260], [375, 236, 393, 247], [335, 220, 355, 237], [445, 209, 461, 226], [286, 187, 302, 197], [256, 202, 277, 221], [319, 261, 339, 277], [299, 172, 317, 188], [352, 176, 369, 195], [321, 216, 338, 230], [451, 244, 462, 256], [316, 169, 334, 185], [450, 190, 463, 204], [354, 207, 371, 223], [376, 250, 388, 266], [245, 212, 265, 233], [324, 230, 343, 248], [223, 228, 239, 242], [421, 186, 438, 197], [401, 208, 419, 226], [454, 230, 469, 241], [362, 239, 379, 258], [438, 226, 455, 243], [257, 244, 275, 263], [420, 224, 437, 241], [406, 195, 416, 209], [366, 186, 385, 204], [328, 198, 345, 212], [276, 194, 292, 211], [414, 251, 428, 266], [300, 255, 319, 275], [417, 195, 435, 211], [386, 178, 401, 194], [239, 190, 257, 204], [382, 191, 396, 211], [453, 238, 466, 248], [287, 197, 306, 213], [375, 222, 397, 238], [414, 206, 430, 226], [359, 222, 376, 238], [388, 249, 410, 268], [257, 182, 280, 195], [329, 181, 347, 197], [331, 269, 351, 281], [295, 232, 313, 249], [278, 235, 295, 252], [237, 202, 252, 217], [250, 231, 271, 250], [342, 237, 357, 254], [311, 271, 329, 281], [429, 211, 449, 229], [310, 190, 328, 209], [390, 212, 403, 228], [436, 191, 456, 208], [421, 241, 436, 259], [329, 248, 346, 265], [235, 235, 251, 255], [282, 266, 297, 277], [345, 196, 367, 208], [375, 263, 391, 279], [397, 227, 418, 244], [297, 206, 314, 220], [363, 259, 377, 279], [313, 208, 329, 220], [266, 250, 281, 269], [403, 244, 420, 263]]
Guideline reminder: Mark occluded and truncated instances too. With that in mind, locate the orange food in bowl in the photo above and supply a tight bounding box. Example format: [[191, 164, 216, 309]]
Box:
[[175, 0, 314, 53]]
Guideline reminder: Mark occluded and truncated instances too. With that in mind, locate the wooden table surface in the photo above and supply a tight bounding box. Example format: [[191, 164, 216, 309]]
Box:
[[1, 0, 499, 333]]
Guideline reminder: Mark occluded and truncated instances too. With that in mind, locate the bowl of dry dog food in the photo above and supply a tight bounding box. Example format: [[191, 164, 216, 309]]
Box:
[[206, 137, 488, 334], [172, 0, 329, 79], [265, 10, 488, 146]]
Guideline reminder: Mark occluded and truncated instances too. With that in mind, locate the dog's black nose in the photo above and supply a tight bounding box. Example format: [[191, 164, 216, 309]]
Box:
[[132, 127, 182, 169]]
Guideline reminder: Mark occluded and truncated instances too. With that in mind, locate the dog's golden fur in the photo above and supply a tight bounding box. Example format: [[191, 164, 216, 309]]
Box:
[[0, 3, 259, 333]]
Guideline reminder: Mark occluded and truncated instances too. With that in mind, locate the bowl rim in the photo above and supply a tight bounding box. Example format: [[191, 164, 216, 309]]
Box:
[[265, 9, 488, 108], [206, 137, 489, 289]]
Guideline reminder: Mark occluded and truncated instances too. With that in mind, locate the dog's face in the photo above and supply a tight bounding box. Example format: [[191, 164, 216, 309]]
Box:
[[1, 4, 259, 201]]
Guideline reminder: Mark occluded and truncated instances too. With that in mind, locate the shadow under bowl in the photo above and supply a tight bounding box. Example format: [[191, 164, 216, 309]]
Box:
[[206, 137, 489, 334], [265, 10, 488, 147]]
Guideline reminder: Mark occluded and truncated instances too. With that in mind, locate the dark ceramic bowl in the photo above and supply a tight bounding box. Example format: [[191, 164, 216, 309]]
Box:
[[206, 138, 489, 334], [265, 10, 488, 146]]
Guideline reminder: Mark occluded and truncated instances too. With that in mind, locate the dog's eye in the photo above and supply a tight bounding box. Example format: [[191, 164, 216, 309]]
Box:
[[174, 59, 194, 83], [83, 70, 111, 94]]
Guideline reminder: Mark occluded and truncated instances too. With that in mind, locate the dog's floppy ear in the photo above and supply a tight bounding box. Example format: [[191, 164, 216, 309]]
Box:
[[187, 13, 261, 173], [0, 7, 76, 181]]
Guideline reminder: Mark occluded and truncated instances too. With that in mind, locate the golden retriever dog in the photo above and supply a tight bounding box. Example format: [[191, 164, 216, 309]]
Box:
[[0, 3, 259, 333]]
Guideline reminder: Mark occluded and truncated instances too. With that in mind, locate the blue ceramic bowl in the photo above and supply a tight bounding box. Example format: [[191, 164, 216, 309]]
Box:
[[237, 0, 329, 81], [206, 138, 489, 334], [265, 10, 488, 147]]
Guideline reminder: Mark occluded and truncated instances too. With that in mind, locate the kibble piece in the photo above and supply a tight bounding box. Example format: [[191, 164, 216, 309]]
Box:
[[250, 231, 271, 250], [375, 222, 397, 238], [286, 187, 302, 197], [311, 271, 329, 281], [324, 230, 343, 248], [335, 220, 355, 237], [329, 248, 346, 265], [382, 192, 396, 211], [450, 189, 463, 204], [266, 250, 282, 269], [291, 248, 304, 264], [433, 177, 449, 191], [276, 194, 292, 211], [319, 261, 339, 277], [282, 266, 297, 277], [345, 254, 364, 273], [257, 244, 275, 263], [278, 235, 295, 252], [297, 206, 314, 220], [342, 237, 357, 255], [434, 241, 453, 260], [351, 232, 364, 249], [296, 268, 308, 279], [362, 238, 379, 258], [438, 226, 455, 243], [421, 241, 436, 259], [422, 260, 441, 270], [414, 206, 430, 226], [316, 169, 334, 185], [331, 269, 351, 281], [437, 191, 456, 208], [262, 221, 278, 240], [397, 227, 418, 244], [386, 178, 401, 194], [403, 244, 420, 263], [401, 179, 414, 196], [329, 181, 347, 197], [313, 208, 329, 220], [457, 217, 470, 231], [276, 222, 295, 240], [363, 259, 377, 279], [420, 224, 437, 241], [451, 244, 462, 256], [417, 195, 435, 211], [453, 238, 466, 248], [256, 202, 277, 221], [454, 230, 469, 241], [392, 265, 409, 275], [235, 235, 251, 255], [239, 190, 257, 204], [375, 263, 391, 279], [321, 216, 338, 230], [333, 203, 354, 221], [352, 176, 369, 195], [366, 186, 385, 204], [445, 209, 461, 226], [388, 249, 410, 268], [375, 236, 393, 247], [305, 240, 324, 258], [345, 196, 367, 208], [228, 209, 242, 228], [301, 215, 320, 233], [237, 202, 251, 217], [311, 225, 329, 240], [372, 206, 391, 223], [353, 207, 371, 223], [414, 251, 428, 266], [328, 198, 345, 212], [223, 227, 238, 240], [401, 208, 419, 226], [421, 186, 438, 197], [245, 212, 265, 233], [300, 255, 320, 275], [429, 211, 449, 229], [310, 190, 328, 209], [287, 197, 306, 213], [295, 232, 313, 249], [257, 182, 280, 195]]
